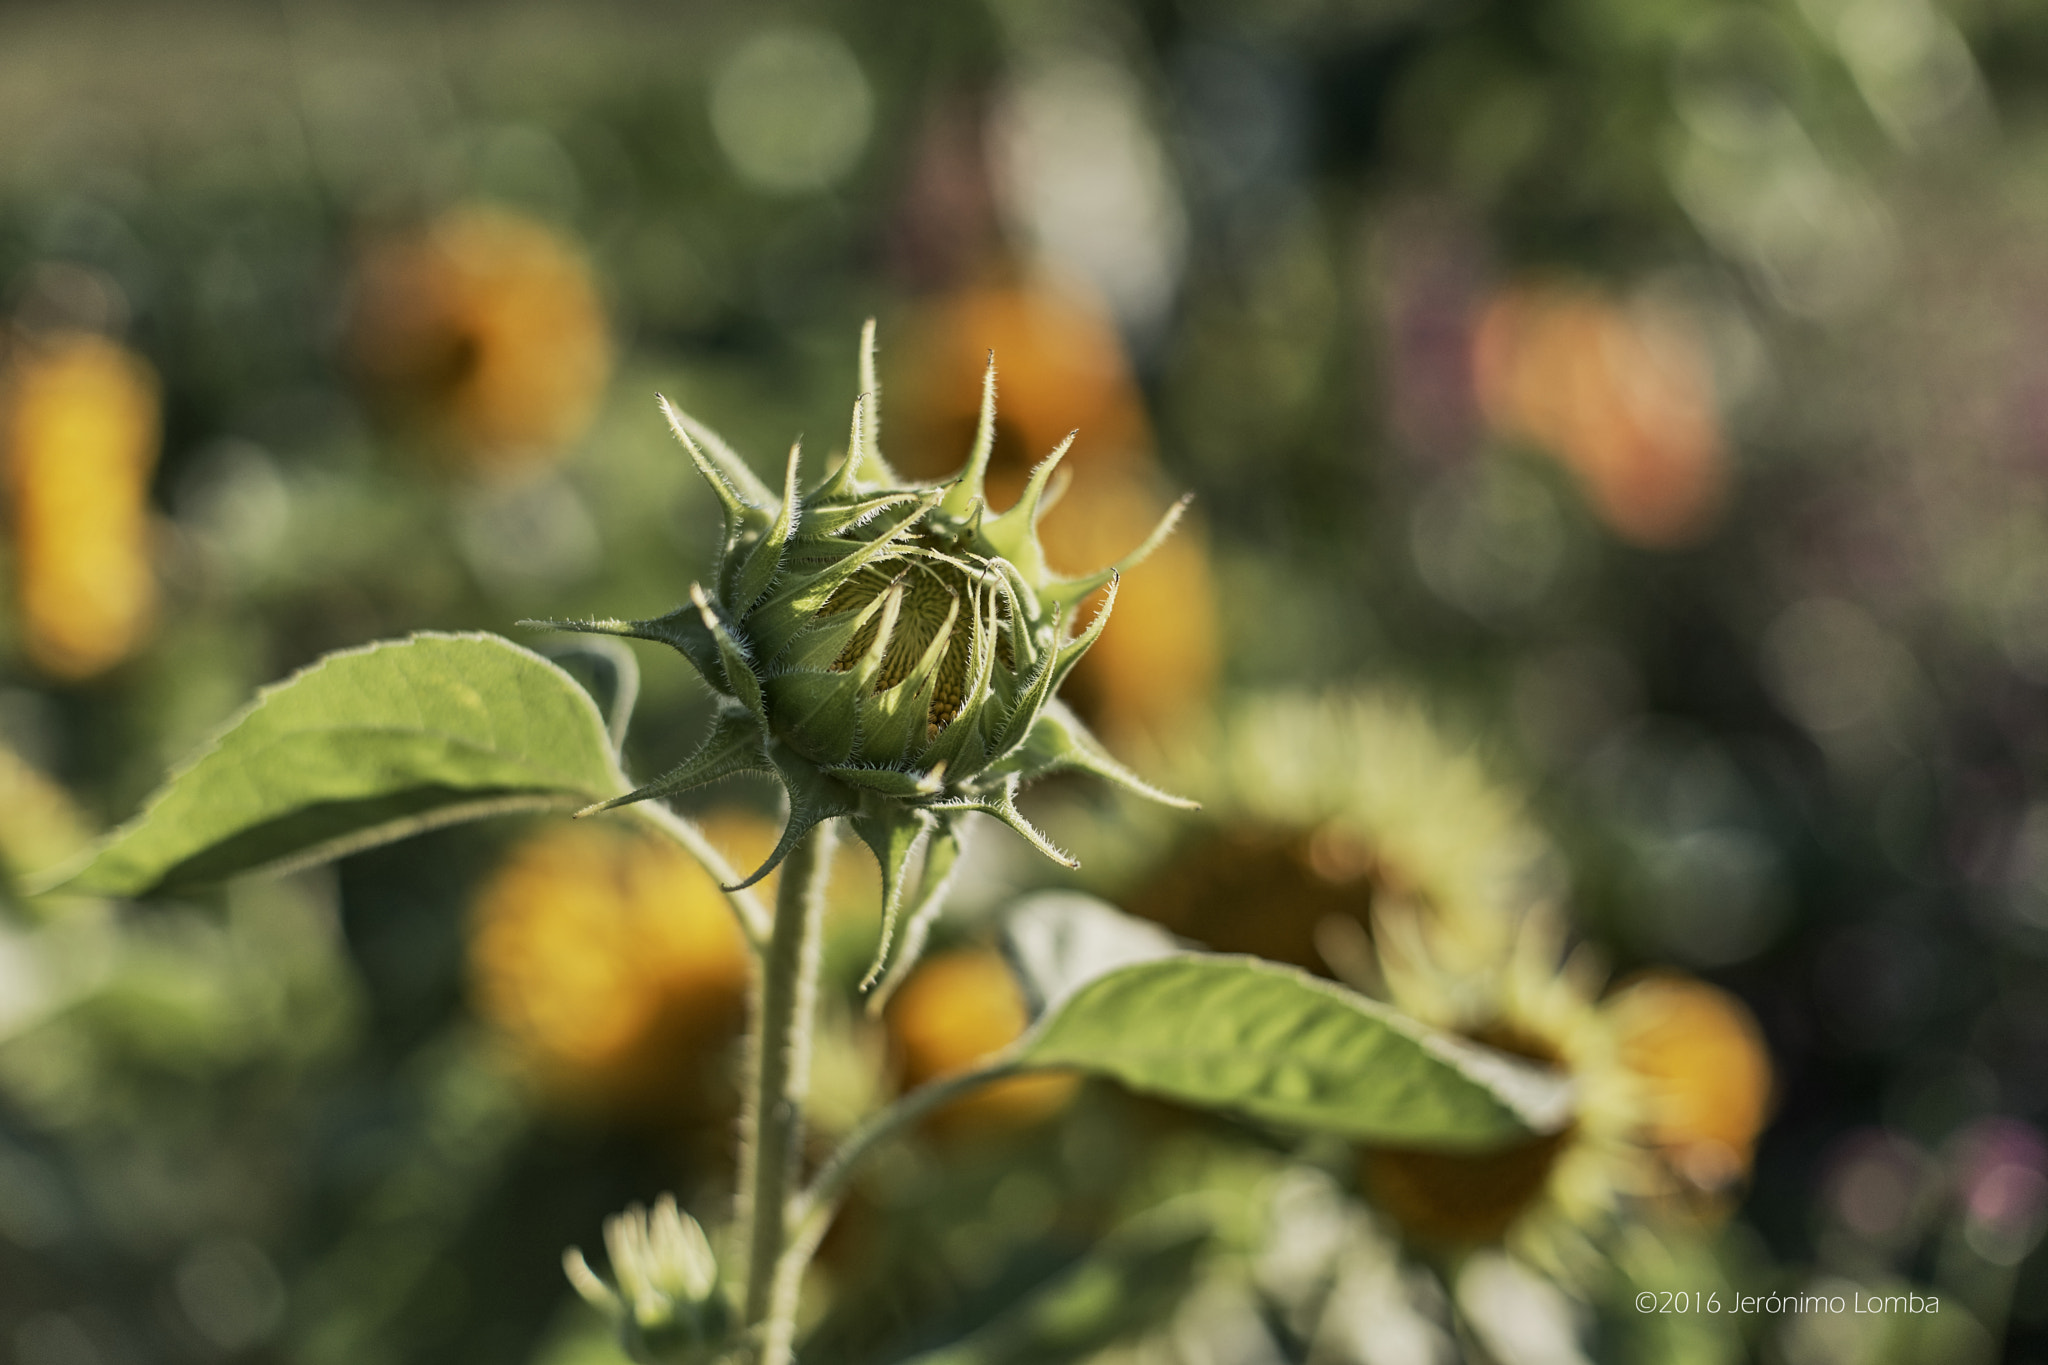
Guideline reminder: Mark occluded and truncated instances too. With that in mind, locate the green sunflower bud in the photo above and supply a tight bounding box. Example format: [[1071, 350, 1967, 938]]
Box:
[[535, 322, 1192, 996], [564, 1194, 733, 1364]]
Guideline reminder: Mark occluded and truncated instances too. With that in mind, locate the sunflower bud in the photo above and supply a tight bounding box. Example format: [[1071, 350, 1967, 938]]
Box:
[[564, 1194, 732, 1364], [538, 322, 1192, 995]]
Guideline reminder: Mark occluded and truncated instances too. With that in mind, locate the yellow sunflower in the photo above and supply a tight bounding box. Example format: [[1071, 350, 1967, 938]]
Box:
[[466, 816, 756, 1121], [1, 331, 162, 680], [467, 812, 894, 1126], [1126, 691, 1554, 978], [346, 206, 612, 473], [1121, 690, 1772, 1282], [1358, 903, 1775, 1282], [1606, 970, 1774, 1205]]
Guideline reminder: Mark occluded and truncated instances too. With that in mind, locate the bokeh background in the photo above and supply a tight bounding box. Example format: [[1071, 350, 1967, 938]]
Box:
[[4, 0, 2048, 1361]]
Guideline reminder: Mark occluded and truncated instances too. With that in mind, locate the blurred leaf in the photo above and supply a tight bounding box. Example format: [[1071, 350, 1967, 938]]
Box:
[[46, 633, 627, 897], [1018, 956, 1572, 1148], [889, 1213, 1210, 1365]]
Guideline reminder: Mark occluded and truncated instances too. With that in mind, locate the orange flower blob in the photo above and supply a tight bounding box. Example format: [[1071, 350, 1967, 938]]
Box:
[[2, 332, 161, 679], [1356, 957, 1774, 1258], [467, 820, 752, 1119], [1472, 283, 1724, 547], [1606, 971, 1773, 1197], [892, 284, 1150, 499], [348, 207, 612, 472], [885, 947, 1075, 1134]]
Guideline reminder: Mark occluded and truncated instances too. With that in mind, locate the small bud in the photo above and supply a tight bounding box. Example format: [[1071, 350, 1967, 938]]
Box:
[[563, 1194, 732, 1364], [537, 322, 1195, 995]]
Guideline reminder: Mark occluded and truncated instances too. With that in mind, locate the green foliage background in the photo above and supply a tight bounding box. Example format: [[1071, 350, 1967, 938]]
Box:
[[6, 1, 2048, 1362]]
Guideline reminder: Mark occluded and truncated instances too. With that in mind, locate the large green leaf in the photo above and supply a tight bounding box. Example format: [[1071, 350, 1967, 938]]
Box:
[[1017, 955, 1573, 1149], [45, 633, 629, 897]]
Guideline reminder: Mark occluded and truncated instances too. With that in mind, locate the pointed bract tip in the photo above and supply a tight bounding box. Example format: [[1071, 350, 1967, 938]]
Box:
[[941, 353, 1002, 519], [563, 1248, 617, 1311], [860, 317, 880, 392]]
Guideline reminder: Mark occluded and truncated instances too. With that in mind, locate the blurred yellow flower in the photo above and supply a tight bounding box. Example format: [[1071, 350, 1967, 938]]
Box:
[[466, 818, 753, 1120], [1473, 282, 1725, 548], [884, 947, 1075, 1135], [1, 332, 161, 679], [890, 282, 1216, 748], [893, 283, 1151, 497], [1126, 691, 1773, 1277], [1361, 910, 1645, 1275], [1607, 970, 1774, 1201], [347, 207, 612, 472], [1129, 692, 1552, 976], [1360, 909, 1775, 1277]]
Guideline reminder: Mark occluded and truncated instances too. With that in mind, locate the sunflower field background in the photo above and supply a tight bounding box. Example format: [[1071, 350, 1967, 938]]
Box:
[[4, 0, 2048, 1362]]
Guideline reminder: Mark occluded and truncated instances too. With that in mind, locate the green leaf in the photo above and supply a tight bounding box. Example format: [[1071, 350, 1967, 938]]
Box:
[[44, 633, 628, 898], [820, 765, 938, 798], [980, 433, 1073, 581], [1000, 892, 1181, 1018], [1016, 956, 1572, 1150]]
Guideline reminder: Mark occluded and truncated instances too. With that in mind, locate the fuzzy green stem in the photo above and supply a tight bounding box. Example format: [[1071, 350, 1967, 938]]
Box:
[[751, 1055, 1027, 1353], [737, 819, 835, 1363]]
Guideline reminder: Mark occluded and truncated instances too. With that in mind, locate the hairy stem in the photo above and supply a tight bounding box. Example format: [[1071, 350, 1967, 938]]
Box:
[[737, 820, 835, 1363], [753, 1056, 1027, 1349]]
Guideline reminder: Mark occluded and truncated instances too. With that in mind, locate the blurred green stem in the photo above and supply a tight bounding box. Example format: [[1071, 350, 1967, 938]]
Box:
[[745, 1060, 1026, 1364], [738, 819, 834, 1364], [784, 1054, 1022, 1248]]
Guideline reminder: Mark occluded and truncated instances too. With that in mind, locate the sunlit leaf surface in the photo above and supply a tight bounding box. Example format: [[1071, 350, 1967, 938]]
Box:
[[49, 633, 627, 897], [1018, 955, 1573, 1149]]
